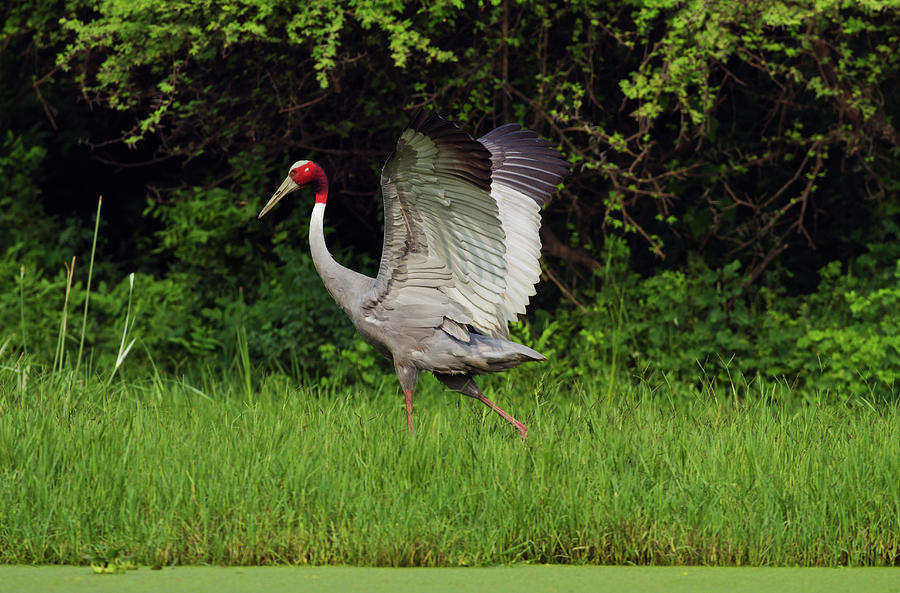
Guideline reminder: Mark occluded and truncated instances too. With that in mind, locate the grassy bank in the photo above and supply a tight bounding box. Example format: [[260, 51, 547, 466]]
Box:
[[0, 366, 897, 566]]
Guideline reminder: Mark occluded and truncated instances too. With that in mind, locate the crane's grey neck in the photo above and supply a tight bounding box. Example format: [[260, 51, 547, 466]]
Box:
[[308, 202, 373, 315]]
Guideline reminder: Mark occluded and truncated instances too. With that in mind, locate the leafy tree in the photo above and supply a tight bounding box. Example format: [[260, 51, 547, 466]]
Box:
[[21, 0, 898, 285], [3, 0, 900, 388]]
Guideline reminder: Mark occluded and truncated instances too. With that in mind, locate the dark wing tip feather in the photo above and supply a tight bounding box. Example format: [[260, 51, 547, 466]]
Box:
[[409, 107, 432, 130], [406, 109, 493, 193], [479, 123, 571, 206]]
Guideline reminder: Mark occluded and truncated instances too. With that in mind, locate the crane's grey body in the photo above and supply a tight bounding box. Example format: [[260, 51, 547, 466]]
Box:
[[261, 110, 569, 438], [308, 185, 545, 382]]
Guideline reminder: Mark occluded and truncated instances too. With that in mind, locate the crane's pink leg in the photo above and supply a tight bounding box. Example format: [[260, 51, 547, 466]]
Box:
[[404, 389, 414, 434], [433, 373, 529, 441], [394, 362, 419, 435], [475, 393, 528, 441]]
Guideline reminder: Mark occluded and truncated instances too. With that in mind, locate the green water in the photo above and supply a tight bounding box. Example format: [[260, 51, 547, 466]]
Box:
[[2, 566, 898, 593]]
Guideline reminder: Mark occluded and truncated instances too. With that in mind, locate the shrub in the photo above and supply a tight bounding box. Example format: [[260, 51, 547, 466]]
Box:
[[566, 239, 899, 399]]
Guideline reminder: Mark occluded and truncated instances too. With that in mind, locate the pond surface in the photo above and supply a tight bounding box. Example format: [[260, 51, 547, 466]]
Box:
[[1, 565, 897, 593]]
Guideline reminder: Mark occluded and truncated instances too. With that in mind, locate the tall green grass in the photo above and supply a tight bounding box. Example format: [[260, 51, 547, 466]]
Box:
[[1, 195, 898, 567], [0, 366, 897, 567]]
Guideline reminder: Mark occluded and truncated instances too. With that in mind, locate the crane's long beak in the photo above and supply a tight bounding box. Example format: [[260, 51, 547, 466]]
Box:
[[258, 176, 300, 219]]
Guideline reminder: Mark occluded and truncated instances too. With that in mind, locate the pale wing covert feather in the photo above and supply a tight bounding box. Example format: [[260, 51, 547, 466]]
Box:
[[365, 111, 511, 338]]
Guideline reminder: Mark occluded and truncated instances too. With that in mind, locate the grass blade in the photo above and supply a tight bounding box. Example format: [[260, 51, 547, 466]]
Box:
[[75, 195, 102, 378]]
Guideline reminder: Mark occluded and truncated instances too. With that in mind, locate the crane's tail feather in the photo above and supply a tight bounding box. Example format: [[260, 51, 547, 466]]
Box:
[[465, 333, 545, 372]]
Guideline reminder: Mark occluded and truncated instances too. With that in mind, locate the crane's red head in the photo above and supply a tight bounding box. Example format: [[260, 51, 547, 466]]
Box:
[[258, 160, 328, 219]]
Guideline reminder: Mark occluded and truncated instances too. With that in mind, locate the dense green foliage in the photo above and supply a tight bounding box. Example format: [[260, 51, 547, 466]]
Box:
[[1, 366, 898, 566], [2, 0, 900, 392], [559, 237, 900, 396]]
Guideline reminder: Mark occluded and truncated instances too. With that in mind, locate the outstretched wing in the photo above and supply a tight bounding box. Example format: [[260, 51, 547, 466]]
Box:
[[363, 111, 567, 342], [478, 123, 571, 321]]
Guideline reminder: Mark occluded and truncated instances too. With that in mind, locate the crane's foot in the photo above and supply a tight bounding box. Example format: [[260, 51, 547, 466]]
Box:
[[404, 388, 414, 434], [475, 394, 528, 441]]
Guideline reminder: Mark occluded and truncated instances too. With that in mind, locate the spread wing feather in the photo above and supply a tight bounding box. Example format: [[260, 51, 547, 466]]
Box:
[[363, 111, 568, 344], [479, 123, 570, 322]]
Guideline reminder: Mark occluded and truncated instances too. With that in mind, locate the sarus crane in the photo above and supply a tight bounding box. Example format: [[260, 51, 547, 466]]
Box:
[[258, 110, 569, 439]]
